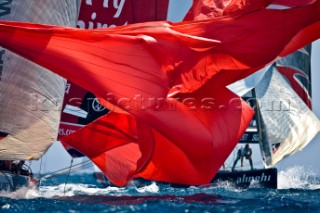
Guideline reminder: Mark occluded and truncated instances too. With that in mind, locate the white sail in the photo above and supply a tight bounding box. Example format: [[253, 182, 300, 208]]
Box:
[[0, 0, 80, 160], [255, 66, 320, 167], [228, 42, 319, 168]]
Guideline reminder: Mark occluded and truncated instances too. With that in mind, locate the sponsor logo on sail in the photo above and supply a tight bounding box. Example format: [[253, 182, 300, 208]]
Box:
[[0, 49, 5, 81], [0, 0, 12, 81], [92, 98, 106, 112], [236, 173, 271, 184], [77, 0, 127, 29]]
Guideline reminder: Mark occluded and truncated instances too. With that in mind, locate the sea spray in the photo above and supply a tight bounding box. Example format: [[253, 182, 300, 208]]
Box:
[[278, 166, 320, 189]]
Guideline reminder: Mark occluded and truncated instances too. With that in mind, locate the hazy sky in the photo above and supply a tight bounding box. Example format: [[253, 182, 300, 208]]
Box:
[[311, 40, 320, 119], [30, 0, 320, 174]]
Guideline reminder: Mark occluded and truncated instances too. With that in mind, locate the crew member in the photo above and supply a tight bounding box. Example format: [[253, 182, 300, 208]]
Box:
[[231, 144, 253, 171]]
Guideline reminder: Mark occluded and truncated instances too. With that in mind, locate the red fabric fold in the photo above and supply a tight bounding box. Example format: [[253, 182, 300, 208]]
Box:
[[61, 87, 253, 186], [184, 0, 275, 20], [61, 112, 154, 186]]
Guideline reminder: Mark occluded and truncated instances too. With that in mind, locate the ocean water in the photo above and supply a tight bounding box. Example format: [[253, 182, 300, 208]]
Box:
[[0, 167, 320, 212]]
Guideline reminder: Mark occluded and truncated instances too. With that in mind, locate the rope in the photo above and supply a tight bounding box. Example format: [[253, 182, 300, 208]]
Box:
[[44, 159, 91, 176], [37, 157, 43, 188], [63, 158, 73, 195], [40, 160, 94, 180], [39, 157, 43, 176]]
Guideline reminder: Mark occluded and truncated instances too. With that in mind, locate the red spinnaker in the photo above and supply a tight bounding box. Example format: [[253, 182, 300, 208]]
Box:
[[0, 0, 319, 185]]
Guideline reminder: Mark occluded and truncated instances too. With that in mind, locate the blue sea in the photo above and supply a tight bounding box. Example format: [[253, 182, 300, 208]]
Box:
[[0, 167, 320, 212]]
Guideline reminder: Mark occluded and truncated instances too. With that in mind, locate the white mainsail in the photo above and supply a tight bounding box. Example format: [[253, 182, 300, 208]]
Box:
[[228, 44, 320, 168], [0, 0, 80, 160], [255, 66, 320, 166]]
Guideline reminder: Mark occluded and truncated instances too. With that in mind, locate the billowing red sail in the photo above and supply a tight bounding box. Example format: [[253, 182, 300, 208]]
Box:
[[59, 0, 170, 157], [61, 86, 253, 186], [0, 3, 318, 94], [0, 0, 320, 185]]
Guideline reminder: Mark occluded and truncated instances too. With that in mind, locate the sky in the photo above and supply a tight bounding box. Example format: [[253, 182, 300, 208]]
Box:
[[30, 0, 320, 175], [311, 40, 320, 119]]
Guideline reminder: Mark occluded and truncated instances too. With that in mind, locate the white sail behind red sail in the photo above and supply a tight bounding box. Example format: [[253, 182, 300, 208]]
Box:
[[228, 45, 319, 167], [227, 0, 319, 167], [0, 0, 80, 160], [276, 46, 312, 109], [255, 66, 320, 166]]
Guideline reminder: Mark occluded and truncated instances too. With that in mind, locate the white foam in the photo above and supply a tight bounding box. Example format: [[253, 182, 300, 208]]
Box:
[[0, 188, 24, 198], [0, 181, 161, 200], [37, 183, 130, 198], [1, 204, 10, 209], [278, 166, 320, 190], [135, 182, 159, 193]]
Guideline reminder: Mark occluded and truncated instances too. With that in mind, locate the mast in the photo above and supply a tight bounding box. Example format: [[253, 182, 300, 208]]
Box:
[[252, 85, 269, 168]]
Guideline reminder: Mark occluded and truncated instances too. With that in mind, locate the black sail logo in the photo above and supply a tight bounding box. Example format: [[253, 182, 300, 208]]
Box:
[[0, 49, 5, 81], [0, 0, 12, 16], [0, 0, 12, 81]]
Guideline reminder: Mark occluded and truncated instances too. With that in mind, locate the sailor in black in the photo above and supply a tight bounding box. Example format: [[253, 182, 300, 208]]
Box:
[[232, 144, 253, 171]]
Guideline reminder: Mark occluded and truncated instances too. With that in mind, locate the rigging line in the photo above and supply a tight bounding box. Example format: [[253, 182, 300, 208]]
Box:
[[64, 158, 73, 196], [42, 164, 94, 180], [64, 161, 94, 173], [40, 160, 92, 178], [39, 156, 43, 176], [61, 163, 94, 175], [68, 162, 93, 172], [53, 159, 92, 174], [69, 163, 93, 173], [56, 162, 92, 176], [40, 161, 94, 180], [37, 157, 43, 188]]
